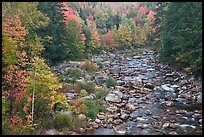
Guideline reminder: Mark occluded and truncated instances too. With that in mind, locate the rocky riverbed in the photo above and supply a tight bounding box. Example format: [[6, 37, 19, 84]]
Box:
[[51, 49, 202, 135]]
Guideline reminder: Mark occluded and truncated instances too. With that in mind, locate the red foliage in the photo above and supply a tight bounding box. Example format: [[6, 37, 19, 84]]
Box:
[[61, 2, 81, 27], [87, 15, 94, 21], [107, 31, 114, 44], [132, 4, 139, 10], [148, 11, 156, 20], [138, 6, 148, 14], [2, 15, 28, 41]]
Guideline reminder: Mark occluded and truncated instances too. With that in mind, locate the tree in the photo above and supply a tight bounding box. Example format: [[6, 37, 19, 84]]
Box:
[[159, 2, 202, 76], [36, 2, 68, 65]]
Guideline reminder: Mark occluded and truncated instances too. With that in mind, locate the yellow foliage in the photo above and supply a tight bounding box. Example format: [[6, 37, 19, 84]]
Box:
[[184, 67, 192, 74]]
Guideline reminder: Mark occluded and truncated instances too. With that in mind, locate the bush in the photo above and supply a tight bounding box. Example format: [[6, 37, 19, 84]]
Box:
[[96, 89, 108, 99], [54, 113, 73, 131], [85, 100, 106, 118], [105, 78, 116, 88], [78, 82, 95, 94], [81, 61, 98, 74], [65, 68, 83, 79], [86, 107, 97, 118]]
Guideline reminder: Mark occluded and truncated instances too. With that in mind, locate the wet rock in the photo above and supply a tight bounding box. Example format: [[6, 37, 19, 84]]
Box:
[[197, 95, 202, 104], [162, 123, 170, 128], [109, 67, 120, 74], [161, 84, 175, 92], [144, 83, 154, 89], [133, 56, 142, 59], [137, 123, 143, 128]]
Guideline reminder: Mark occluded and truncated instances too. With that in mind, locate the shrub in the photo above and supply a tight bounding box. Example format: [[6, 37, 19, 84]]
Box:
[[80, 61, 98, 74], [78, 82, 95, 94], [96, 89, 108, 99], [105, 78, 116, 88], [65, 68, 83, 79], [54, 113, 73, 131], [85, 100, 106, 118], [79, 89, 89, 97]]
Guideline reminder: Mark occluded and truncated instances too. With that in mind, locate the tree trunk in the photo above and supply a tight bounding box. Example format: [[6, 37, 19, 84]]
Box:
[[31, 67, 36, 126]]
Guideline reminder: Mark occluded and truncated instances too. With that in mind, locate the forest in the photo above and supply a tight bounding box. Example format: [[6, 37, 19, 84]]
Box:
[[2, 2, 202, 135]]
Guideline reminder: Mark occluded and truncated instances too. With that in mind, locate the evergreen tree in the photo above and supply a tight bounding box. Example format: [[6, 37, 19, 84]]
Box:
[[36, 2, 68, 65]]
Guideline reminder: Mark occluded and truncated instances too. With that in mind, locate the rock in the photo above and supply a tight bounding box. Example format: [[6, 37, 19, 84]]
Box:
[[105, 93, 121, 103], [113, 119, 122, 125], [78, 114, 86, 120], [137, 123, 143, 128], [85, 75, 92, 81], [144, 83, 154, 89], [161, 84, 175, 92], [113, 90, 123, 98], [170, 85, 180, 91], [114, 124, 127, 134], [109, 53, 116, 58], [120, 113, 128, 120], [95, 118, 101, 124], [162, 123, 170, 128], [169, 131, 178, 135], [78, 127, 86, 134], [82, 93, 96, 100], [117, 80, 125, 86], [199, 119, 202, 124], [166, 101, 174, 107], [109, 67, 120, 74], [45, 129, 59, 135], [93, 57, 103, 63], [133, 56, 142, 59], [107, 118, 113, 123], [92, 122, 99, 128], [97, 113, 106, 120], [65, 93, 75, 99], [126, 104, 136, 111], [197, 95, 202, 104]]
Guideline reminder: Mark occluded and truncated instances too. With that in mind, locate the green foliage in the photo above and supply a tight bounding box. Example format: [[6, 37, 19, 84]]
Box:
[[85, 100, 106, 118], [96, 89, 109, 99], [79, 89, 89, 97], [37, 2, 68, 65], [105, 78, 116, 88], [115, 23, 132, 47], [78, 82, 95, 94], [65, 68, 83, 79], [54, 113, 73, 131], [158, 2, 202, 76]]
